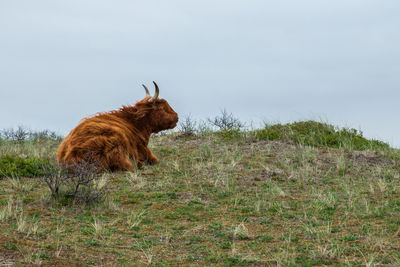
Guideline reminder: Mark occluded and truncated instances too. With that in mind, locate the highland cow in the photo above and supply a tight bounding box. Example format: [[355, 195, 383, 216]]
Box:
[[57, 82, 178, 172]]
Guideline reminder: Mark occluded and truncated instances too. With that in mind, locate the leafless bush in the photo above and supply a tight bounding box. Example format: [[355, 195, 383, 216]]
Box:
[[43, 158, 107, 205], [207, 109, 244, 131], [1, 129, 11, 140], [14, 126, 30, 141], [1, 126, 29, 141], [43, 164, 67, 196], [179, 115, 197, 136], [0, 126, 62, 142]]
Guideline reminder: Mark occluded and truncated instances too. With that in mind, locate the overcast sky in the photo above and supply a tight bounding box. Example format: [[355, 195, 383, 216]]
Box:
[[0, 0, 399, 147]]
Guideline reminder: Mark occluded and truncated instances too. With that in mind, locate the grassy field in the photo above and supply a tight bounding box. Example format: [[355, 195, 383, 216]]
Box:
[[0, 121, 400, 266]]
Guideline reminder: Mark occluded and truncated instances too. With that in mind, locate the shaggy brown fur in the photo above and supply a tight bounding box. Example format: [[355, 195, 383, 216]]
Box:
[[57, 84, 178, 172]]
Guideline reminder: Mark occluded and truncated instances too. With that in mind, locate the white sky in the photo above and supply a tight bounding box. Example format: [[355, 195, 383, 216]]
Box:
[[0, 0, 399, 147]]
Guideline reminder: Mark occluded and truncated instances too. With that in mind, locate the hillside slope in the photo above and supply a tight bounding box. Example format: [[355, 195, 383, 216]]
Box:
[[0, 124, 400, 266]]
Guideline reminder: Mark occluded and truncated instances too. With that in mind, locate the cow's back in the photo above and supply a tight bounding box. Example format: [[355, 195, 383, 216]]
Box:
[[57, 114, 134, 169]]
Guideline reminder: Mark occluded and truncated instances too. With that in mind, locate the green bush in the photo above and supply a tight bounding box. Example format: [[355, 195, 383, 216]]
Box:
[[254, 121, 390, 151], [0, 154, 51, 178]]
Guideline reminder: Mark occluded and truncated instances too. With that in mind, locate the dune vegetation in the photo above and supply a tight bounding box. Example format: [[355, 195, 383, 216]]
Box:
[[0, 115, 399, 266]]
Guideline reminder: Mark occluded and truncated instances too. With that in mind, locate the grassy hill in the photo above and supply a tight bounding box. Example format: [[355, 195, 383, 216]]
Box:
[[0, 121, 399, 266]]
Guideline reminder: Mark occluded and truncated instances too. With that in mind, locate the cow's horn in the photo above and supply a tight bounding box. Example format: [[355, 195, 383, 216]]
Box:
[[149, 81, 159, 103], [142, 84, 150, 96]]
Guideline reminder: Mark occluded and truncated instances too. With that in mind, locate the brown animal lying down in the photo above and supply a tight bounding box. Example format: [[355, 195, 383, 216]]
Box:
[[57, 82, 178, 172]]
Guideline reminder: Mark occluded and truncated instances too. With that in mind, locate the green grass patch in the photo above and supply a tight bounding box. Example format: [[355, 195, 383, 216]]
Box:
[[254, 120, 390, 150], [0, 154, 51, 178]]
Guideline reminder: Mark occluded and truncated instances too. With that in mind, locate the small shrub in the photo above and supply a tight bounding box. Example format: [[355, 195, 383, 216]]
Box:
[[0, 154, 51, 178], [43, 159, 107, 205], [254, 121, 390, 150], [1, 127, 27, 141], [179, 115, 197, 136], [208, 109, 244, 131]]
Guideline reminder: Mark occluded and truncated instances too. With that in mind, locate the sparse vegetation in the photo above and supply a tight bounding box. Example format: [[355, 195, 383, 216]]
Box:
[[0, 126, 62, 142], [0, 118, 399, 265]]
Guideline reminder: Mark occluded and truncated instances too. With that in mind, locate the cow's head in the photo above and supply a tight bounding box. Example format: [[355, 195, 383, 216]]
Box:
[[138, 82, 179, 133]]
